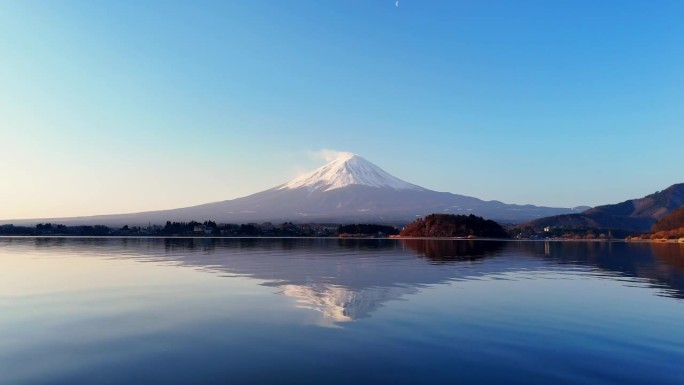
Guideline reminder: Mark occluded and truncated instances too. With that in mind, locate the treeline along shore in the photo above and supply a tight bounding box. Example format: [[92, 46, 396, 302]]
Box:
[[0, 221, 400, 238], [0, 214, 510, 239]]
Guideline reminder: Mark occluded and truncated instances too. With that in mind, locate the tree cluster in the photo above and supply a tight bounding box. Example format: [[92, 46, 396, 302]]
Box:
[[0, 223, 110, 236], [0, 221, 342, 237], [629, 227, 684, 241], [399, 214, 508, 238]]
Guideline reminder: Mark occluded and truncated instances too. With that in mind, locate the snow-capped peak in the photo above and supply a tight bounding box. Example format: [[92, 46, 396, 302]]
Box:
[[279, 153, 425, 192]]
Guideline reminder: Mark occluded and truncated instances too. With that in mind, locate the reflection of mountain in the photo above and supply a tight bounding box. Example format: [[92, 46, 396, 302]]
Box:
[[169, 239, 684, 304], [5, 238, 684, 323], [2, 238, 511, 324]]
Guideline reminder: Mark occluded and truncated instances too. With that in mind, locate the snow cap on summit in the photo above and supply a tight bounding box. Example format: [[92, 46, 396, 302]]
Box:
[[280, 153, 424, 192]]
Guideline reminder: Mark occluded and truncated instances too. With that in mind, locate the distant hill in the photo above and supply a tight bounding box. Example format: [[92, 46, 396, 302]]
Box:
[[521, 183, 684, 232], [399, 214, 508, 238]]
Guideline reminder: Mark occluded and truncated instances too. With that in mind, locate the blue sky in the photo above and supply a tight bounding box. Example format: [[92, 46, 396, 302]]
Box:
[[1, 0, 682, 219]]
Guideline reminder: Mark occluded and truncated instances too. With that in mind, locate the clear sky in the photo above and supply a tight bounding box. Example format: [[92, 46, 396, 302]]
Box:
[[1, 0, 682, 219]]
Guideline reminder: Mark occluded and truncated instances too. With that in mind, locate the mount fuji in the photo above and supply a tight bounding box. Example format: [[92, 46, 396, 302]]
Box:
[[3, 153, 584, 226]]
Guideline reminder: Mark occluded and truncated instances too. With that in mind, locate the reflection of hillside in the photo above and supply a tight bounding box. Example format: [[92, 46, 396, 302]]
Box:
[[651, 243, 684, 271], [515, 241, 684, 300], [401, 239, 506, 262], [648, 243, 684, 298]]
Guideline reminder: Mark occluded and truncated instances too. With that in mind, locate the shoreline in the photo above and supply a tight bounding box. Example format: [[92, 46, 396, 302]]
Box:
[[0, 235, 646, 243], [626, 238, 684, 244]]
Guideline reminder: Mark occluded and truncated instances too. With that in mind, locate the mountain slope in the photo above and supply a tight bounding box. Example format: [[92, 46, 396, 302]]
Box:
[[1, 154, 582, 226], [522, 183, 684, 232], [652, 205, 684, 232]]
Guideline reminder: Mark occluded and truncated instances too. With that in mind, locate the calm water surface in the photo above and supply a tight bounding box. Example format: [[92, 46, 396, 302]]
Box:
[[1, 238, 683, 384]]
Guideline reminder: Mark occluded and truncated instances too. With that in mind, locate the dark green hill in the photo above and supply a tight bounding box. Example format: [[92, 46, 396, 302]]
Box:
[[399, 214, 508, 238], [521, 183, 684, 232]]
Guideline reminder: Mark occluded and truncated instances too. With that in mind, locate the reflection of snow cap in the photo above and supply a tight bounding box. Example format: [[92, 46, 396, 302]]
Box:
[[282, 284, 353, 323], [280, 283, 416, 326], [396, 1, 400, 8]]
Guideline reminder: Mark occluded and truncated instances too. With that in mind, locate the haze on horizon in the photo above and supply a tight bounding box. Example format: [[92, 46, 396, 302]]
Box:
[[1, 1, 682, 220]]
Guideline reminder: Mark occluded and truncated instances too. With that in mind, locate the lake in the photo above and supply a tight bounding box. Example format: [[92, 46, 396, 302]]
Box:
[[1, 238, 683, 384]]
